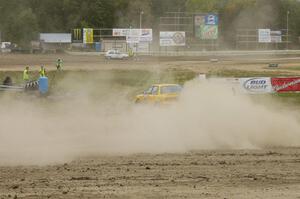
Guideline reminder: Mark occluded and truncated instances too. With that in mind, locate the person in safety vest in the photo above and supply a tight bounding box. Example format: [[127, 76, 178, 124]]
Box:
[[39, 65, 46, 77], [56, 58, 63, 70], [23, 66, 30, 82], [128, 48, 134, 57]]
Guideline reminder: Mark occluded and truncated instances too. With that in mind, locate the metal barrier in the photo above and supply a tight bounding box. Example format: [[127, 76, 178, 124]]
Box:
[[25, 81, 39, 91]]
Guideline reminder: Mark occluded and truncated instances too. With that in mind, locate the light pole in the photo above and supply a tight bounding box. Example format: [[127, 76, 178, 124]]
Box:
[[137, 11, 144, 58], [139, 11, 144, 29], [287, 10, 290, 50]]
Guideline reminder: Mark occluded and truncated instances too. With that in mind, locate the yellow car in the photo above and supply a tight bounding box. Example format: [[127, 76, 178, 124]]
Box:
[[135, 84, 182, 104]]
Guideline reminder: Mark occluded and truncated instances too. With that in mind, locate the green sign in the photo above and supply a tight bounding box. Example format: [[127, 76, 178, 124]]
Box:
[[200, 25, 218, 40], [194, 15, 218, 40]]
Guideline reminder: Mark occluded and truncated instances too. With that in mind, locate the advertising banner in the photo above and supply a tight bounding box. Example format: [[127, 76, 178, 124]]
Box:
[[258, 29, 271, 43], [240, 77, 273, 94], [200, 25, 218, 40], [195, 14, 218, 40], [73, 29, 82, 41], [113, 29, 152, 43], [112, 29, 130, 37], [40, 33, 72, 43], [83, 28, 94, 44], [270, 31, 282, 43], [195, 15, 205, 38], [140, 29, 153, 42], [195, 15, 205, 26], [126, 36, 140, 44], [271, 77, 300, 92], [160, 31, 186, 47], [205, 14, 219, 25], [137, 42, 150, 53]]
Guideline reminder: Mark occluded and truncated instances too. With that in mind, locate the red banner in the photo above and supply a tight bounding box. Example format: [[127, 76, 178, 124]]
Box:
[[271, 77, 300, 92]]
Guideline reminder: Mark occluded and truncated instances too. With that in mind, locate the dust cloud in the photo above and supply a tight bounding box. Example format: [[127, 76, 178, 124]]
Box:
[[0, 78, 300, 165]]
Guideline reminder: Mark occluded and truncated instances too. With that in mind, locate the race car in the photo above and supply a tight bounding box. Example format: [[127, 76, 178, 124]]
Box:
[[135, 84, 182, 104], [105, 49, 129, 60]]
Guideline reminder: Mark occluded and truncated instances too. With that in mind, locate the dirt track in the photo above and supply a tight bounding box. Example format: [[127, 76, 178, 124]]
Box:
[[0, 54, 300, 198], [0, 148, 299, 198], [1, 54, 300, 76]]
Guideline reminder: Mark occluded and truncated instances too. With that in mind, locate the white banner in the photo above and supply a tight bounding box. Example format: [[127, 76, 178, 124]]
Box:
[[113, 29, 152, 43], [137, 42, 150, 52], [160, 32, 186, 46], [113, 29, 130, 37], [258, 29, 271, 43], [139, 29, 153, 42], [271, 31, 282, 43], [239, 77, 273, 94], [126, 36, 140, 44]]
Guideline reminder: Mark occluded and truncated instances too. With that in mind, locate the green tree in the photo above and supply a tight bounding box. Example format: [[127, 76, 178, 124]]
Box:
[[186, 0, 220, 12], [0, 0, 38, 46]]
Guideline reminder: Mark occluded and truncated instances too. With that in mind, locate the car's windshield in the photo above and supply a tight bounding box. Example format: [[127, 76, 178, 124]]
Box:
[[151, 86, 159, 95], [160, 85, 182, 94], [145, 86, 159, 95], [145, 87, 153, 94]]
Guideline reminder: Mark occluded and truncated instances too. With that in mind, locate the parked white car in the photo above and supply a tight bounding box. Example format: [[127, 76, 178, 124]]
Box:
[[105, 50, 129, 59], [1, 42, 12, 53]]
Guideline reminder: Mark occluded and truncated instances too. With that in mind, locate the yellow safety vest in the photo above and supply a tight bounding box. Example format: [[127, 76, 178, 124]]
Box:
[[39, 68, 46, 77], [23, 69, 29, 80]]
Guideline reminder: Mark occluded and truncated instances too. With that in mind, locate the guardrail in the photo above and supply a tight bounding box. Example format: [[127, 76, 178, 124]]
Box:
[[0, 85, 24, 92], [0, 81, 39, 92]]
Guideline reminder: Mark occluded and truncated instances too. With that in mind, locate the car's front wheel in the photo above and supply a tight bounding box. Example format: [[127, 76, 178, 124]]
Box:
[[135, 99, 141, 104]]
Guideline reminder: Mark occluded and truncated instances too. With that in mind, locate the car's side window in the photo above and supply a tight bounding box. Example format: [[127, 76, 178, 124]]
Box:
[[151, 86, 159, 95], [145, 86, 153, 94], [161, 85, 182, 94]]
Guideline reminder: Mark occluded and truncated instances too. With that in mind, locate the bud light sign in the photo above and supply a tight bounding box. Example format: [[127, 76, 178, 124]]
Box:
[[240, 77, 273, 94]]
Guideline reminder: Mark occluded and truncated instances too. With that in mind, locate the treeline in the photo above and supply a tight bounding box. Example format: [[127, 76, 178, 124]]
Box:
[[0, 0, 299, 47]]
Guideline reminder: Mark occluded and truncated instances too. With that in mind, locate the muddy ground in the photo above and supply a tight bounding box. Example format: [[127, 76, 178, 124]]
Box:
[[0, 54, 300, 198]]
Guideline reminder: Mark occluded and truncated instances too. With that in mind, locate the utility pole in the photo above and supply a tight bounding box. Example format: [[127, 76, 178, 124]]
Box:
[[287, 10, 290, 50], [139, 11, 144, 29]]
